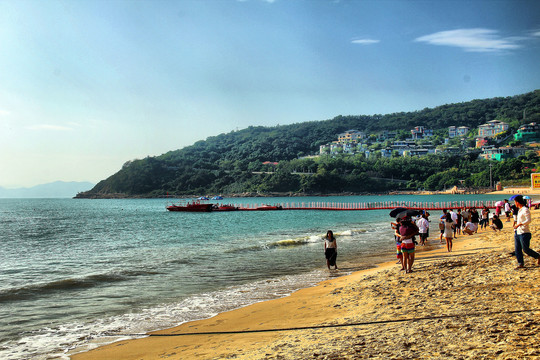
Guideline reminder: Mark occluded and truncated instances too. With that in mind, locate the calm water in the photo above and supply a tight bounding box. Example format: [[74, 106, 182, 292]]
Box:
[[0, 194, 504, 359]]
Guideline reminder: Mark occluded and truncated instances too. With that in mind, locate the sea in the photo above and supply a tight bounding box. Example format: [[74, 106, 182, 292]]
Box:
[[0, 194, 504, 360]]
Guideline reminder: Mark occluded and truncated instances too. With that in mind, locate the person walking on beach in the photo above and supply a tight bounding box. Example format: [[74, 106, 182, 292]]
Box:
[[416, 214, 429, 246], [504, 199, 512, 222], [481, 206, 490, 230], [495, 204, 502, 218], [449, 209, 458, 238], [461, 208, 470, 230], [456, 209, 463, 235], [439, 209, 447, 243], [443, 213, 455, 252], [471, 208, 480, 233], [512, 195, 540, 269], [324, 230, 338, 270], [392, 219, 404, 270], [397, 217, 419, 273]]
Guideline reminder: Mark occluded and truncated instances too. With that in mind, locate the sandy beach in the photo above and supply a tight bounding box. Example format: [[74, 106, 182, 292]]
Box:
[[71, 196, 540, 360]]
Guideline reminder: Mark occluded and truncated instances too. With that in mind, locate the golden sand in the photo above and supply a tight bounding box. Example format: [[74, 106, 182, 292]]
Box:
[[487, 187, 538, 196], [71, 210, 540, 360]]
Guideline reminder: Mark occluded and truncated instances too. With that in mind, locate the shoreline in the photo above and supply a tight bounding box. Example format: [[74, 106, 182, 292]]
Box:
[[70, 207, 540, 359]]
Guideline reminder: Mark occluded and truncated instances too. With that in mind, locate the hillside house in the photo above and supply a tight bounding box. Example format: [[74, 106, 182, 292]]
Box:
[[404, 148, 430, 157], [391, 140, 416, 155], [377, 130, 398, 141], [480, 146, 526, 161], [514, 122, 540, 142], [449, 126, 470, 138], [319, 142, 358, 155], [381, 148, 393, 158], [478, 120, 509, 138], [410, 126, 434, 140], [338, 130, 366, 143], [319, 144, 330, 154]]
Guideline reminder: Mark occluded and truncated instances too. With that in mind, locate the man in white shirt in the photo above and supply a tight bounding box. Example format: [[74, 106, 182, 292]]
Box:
[[504, 199, 512, 222], [463, 221, 475, 235], [416, 214, 429, 245], [513, 195, 540, 268]]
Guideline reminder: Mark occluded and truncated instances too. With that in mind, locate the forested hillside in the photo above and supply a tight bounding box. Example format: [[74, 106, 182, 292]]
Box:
[[76, 90, 540, 198]]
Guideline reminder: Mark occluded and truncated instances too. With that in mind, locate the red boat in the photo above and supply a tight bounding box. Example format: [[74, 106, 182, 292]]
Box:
[[256, 204, 282, 211], [212, 204, 239, 211], [166, 201, 213, 212]]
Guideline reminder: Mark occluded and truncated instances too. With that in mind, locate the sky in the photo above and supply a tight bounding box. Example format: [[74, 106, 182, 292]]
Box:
[[0, 0, 539, 188]]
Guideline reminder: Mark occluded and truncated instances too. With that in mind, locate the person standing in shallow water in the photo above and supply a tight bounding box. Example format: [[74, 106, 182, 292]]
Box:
[[513, 195, 540, 269], [324, 230, 338, 270]]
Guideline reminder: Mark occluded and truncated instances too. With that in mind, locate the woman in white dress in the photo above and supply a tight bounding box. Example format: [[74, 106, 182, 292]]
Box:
[[443, 213, 455, 252]]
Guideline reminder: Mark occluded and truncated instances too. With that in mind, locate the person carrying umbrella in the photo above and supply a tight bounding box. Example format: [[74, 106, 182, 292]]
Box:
[[395, 211, 419, 273]]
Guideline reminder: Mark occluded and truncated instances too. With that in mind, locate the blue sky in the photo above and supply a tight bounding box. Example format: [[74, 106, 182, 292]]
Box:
[[0, 0, 539, 188]]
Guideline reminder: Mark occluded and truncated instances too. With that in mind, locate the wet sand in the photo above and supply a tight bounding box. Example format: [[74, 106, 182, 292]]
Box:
[[71, 211, 540, 360]]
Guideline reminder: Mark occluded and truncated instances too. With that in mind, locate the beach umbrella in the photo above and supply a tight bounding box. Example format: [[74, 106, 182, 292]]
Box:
[[523, 195, 532, 200], [495, 201, 504, 207], [389, 207, 408, 217], [509, 194, 522, 201], [396, 209, 421, 219], [198, 196, 209, 200]]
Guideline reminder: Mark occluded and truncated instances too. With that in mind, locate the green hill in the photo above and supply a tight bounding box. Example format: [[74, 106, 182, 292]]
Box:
[[75, 90, 540, 198]]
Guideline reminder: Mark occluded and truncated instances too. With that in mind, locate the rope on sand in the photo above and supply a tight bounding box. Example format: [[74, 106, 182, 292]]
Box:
[[144, 308, 539, 337]]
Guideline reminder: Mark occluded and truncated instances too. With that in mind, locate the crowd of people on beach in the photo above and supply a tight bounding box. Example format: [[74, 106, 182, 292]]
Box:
[[389, 194, 540, 273], [323, 195, 540, 273]]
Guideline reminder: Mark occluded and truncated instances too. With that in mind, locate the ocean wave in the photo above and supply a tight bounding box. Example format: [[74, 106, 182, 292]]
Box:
[[163, 258, 194, 266], [224, 234, 322, 254], [270, 235, 322, 247], [0, 270, 163, 303], [226, 228, 373, 254], [0, 269, 326, 360], [334, 229, 367, 236]]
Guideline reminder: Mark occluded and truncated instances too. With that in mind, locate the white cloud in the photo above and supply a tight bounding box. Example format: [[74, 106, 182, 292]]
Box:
[[351, 39, 380, 45], [415, 28, 524, 52], [26, 124, 74, 131]]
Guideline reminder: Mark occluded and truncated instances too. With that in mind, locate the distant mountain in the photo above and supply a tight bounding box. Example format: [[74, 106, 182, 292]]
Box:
[[0, 181, 95, 198]]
